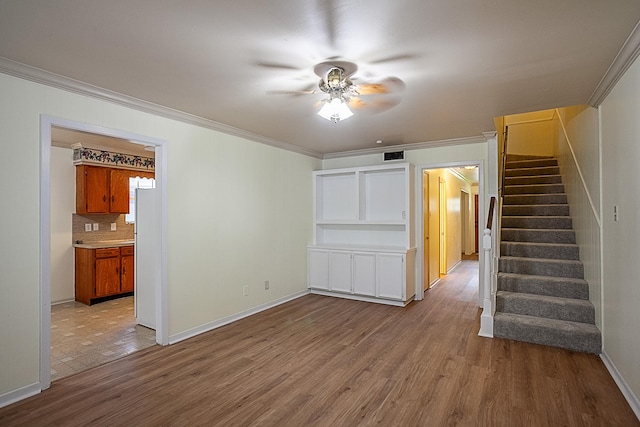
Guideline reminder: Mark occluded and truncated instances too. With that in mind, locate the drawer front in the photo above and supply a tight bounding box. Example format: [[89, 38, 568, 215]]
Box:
[[120, 245, 134, 256], [95, 247, 120, 258]]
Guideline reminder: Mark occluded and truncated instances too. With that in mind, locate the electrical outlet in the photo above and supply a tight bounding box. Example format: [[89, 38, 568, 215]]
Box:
[[92, 223, 99, 231], [264, 280, 270, 290], [84, 223, 92, 232], [111, 223, 117, 231], [243, 286, 248, 296]]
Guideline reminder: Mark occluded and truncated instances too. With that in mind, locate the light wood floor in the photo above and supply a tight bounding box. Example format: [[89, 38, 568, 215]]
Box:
[[1, 261, 638, 426]]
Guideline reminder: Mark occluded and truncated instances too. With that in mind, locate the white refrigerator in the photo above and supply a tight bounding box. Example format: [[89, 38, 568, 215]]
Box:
[[135, 188, 158, 330]]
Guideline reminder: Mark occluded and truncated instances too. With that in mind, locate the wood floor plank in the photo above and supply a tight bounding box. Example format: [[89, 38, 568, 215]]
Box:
[[1, 260, 638, 426]]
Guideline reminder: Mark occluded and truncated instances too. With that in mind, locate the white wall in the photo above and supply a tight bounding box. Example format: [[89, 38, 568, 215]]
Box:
[[552, 106, 602, 329], [50, 146, 75, 303], [600, 55, 640, 409], [0, 72, 319, 400]]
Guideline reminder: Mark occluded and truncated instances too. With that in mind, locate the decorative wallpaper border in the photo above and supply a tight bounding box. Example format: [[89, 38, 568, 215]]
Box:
[[73, 147, 155, 171]]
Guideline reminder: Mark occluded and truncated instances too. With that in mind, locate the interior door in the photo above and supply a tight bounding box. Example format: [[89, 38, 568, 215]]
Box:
[[439, 177, 447, 276], [135, 188, 159, 330]]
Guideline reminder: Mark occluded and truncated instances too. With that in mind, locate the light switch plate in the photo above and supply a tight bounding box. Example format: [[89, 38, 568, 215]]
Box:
[[92, 223, 99, 231], [84, 223, 92, 232], [111, 223, 117, 231]]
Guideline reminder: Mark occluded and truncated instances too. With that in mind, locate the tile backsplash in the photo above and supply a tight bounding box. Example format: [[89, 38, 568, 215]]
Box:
[[72, 214, 134, 243]]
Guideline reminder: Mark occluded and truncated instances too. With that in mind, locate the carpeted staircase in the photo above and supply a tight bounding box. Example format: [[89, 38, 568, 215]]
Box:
[[493, 155, 602, 354]]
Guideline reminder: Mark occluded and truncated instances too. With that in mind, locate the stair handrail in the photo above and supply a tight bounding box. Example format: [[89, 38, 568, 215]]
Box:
[[486, 196, 496, 230], [500, 125, 509, 198]]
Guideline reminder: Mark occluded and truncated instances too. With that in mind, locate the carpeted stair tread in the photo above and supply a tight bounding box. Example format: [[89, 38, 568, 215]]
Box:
[[497, 272, 589, 299], [494, 312, 601, 354], [505, 166, 560, 177], [502, 204, 570, 216], [500, 241, 579, 260], [503, 193, 568, 205], [505, 175, 563, 185], [501, 228, 576, 244], [496, 291, 595, 323], [505, 158, 558, 169], [501, 216, 572, 229], [499, 256, 584, 278], [504, 183, 566, 195]]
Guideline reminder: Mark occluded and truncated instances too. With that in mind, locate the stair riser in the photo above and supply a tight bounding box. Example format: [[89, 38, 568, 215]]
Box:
[[499, 258, 584, 278], [497, 294, 595, 323], [497, 274, 589, 299], [505, 175, 563, 185], [500, 243, 579, 260], [506, 159, 558, 169], [505, 166, 560, 177], [501, 229, 576, 244], [506, 155, 552, 162], [503, 194, 568, 205], [501, 217, 573, 229], [502, 205, 570, 216], [504, 184, 565, 195], [494, 315, 601, 354]]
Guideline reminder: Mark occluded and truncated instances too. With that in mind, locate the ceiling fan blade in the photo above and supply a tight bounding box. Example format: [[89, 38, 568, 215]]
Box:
[[348, 96, 401, 114], [255, 61, 302, 71], [267, 89, 317, 96], [369, 53, 418, 64], [355, 77, 405, 95]]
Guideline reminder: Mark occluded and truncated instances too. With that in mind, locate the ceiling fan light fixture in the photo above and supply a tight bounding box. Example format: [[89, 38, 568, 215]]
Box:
[[317, 97, 353, 123]]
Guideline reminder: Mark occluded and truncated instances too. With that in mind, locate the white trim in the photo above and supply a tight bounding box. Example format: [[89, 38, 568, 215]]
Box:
[[588, 20, 640, 107], [0, 57, 322, 160], [0, 382, 41, 409], [169, 290, 310, 344], [309, 290, 410, 307], [601, 351, 640, 421], [39, 115, 169, 391], [323, 135, 487, 159]]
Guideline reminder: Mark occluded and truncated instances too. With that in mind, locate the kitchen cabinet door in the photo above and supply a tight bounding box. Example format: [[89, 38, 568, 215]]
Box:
[[120, 246, 134, 293], [95, 256, 121, 297], [77, 166, 109, 213], [110, 169, 131, 213]]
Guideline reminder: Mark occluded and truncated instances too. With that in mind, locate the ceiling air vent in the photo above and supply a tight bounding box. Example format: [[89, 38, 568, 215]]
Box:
[[383, 151, 404, 162]]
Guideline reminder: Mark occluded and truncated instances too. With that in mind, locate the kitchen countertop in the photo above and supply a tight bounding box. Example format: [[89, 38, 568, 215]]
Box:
[[73, 239, 135, 249]]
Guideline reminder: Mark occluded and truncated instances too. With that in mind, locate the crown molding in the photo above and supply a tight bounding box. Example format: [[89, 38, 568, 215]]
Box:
[[0, 57, 324, 159], [587, 19, 640, 107], [323, 134, 487, 159]]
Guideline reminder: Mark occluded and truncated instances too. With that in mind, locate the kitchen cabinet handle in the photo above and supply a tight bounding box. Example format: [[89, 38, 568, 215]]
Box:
[[103, 195, 107, 202], [112, 195, 115, 203]]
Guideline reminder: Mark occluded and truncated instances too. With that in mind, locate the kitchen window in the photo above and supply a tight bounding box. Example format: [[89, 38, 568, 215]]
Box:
[[125, 176, 155, 223]]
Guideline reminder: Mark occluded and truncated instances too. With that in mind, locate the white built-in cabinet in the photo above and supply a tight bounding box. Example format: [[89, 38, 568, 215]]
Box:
[[308, 163, 416, 306]]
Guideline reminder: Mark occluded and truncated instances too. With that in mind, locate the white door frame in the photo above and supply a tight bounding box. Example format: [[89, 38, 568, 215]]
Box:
[[39, 115, 169, 390], [415, 161, 484, 302]]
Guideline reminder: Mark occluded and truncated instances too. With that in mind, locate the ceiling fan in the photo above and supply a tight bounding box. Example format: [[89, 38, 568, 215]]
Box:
[[268, 60, 405, 123]]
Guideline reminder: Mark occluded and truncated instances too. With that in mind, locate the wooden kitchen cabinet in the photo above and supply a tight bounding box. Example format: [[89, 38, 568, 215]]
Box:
[[75, 245, 134, 305], [120, 245, 135, 293], [76, 165, 131, 214]]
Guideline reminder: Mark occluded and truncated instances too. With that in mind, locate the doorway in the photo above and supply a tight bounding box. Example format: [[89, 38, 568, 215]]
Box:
[[416, 162, 483, 301], [40, 115, 168, 390]]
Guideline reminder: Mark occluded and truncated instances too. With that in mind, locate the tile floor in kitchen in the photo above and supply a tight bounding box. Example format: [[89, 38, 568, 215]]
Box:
[[50, 296, 156, 381]]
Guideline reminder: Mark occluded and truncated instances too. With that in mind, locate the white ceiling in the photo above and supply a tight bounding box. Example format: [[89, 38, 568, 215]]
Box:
[[1, 1, 639, 156]]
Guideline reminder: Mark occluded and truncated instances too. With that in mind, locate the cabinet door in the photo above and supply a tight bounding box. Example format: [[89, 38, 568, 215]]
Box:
[[84, 166, 109, 213], [308, 249, 329, 290], [377, 253, 405, 300], [352, 252, 376, 296], [329, 251, 352, 293], [121, 253, 134, 293], [110, 169, 131, 213], [95, 256, 121, 297]]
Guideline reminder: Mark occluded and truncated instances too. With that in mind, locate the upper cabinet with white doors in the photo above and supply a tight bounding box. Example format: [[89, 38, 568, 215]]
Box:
[[308, 163, 416, 306]]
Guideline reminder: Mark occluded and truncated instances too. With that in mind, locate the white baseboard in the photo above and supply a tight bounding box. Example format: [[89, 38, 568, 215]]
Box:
[[309, 290, 411, 307], [169, 290, 309, 344], [601, 351, 640, 421], [0, 382, 40, 409]]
